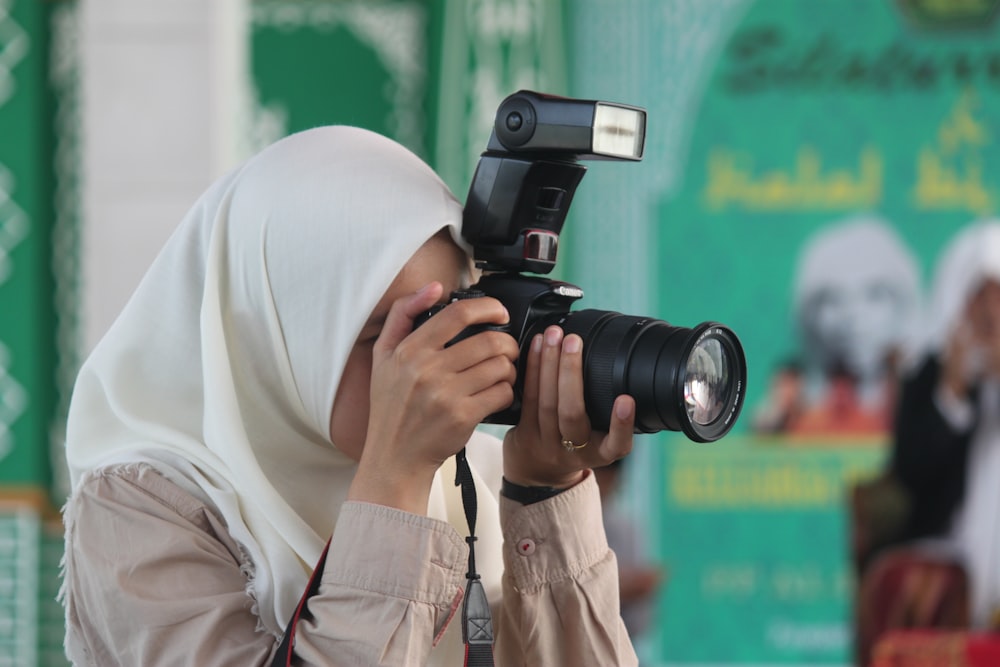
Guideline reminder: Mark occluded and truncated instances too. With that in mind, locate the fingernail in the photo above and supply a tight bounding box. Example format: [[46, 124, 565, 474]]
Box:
[[616, 398, 633, 421], [545, 327, 562, 347], [564, 335, 581, 354], [415, 282, 436, 296], [532, 334, 543, 353]]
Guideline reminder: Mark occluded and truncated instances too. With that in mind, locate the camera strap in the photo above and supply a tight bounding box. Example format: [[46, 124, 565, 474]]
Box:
[[269, 539, 330, 667], [455, 447, 496, 666], [269, 450, 494, 667]]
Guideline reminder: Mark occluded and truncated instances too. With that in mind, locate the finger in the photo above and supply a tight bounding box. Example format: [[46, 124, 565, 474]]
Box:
[[518, 333, 544, 429], [428, 358, 517, 435], [557, 334, 590, 444], [536, 326, 564, 442], [572, 394, 636, 468], [601, 395, 636, 462], [447, 354, 517, 400], [446, 330, 519, 372], [415, 296, 510, 348], [376, 282, 444, 352], [465, 378, 517, 422]]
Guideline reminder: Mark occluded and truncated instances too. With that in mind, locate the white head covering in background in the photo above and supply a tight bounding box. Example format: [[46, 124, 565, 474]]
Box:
[[64, 126, 503, 652], [924, 220, 1000, 354]]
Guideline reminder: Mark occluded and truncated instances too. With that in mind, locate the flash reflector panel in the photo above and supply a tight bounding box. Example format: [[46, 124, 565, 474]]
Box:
[[593, 103, 645, 160]]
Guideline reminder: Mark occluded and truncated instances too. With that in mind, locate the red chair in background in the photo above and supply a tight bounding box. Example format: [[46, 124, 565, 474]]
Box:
[[857, 549, 970, 666], [872, 629, 1000, 667]]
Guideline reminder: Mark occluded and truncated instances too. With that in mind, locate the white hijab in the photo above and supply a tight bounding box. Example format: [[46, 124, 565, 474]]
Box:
[[924, 220, 1000, 355], [925, 221, 1000, 627], [65, 126, 503, 651]]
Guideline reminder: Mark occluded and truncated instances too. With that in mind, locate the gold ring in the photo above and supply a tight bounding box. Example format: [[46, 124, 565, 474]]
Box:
[[561, 438, 589, 452]]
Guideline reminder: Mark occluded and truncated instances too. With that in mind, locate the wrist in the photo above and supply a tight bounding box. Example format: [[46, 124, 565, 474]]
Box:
[[501, 478, 567, 505], [501, 469, 586, 496], [349, 458, 437, 515], [502, 430, 588, 490], [502, 461, 587, 489], [501, 474, 588, 504]]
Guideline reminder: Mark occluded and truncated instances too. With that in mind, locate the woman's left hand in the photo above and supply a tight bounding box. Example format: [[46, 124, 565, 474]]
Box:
[[503, 325, 635, 489]]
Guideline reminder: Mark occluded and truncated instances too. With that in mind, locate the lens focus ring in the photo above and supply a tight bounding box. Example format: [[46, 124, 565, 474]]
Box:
[[560, 310, 633, 431]]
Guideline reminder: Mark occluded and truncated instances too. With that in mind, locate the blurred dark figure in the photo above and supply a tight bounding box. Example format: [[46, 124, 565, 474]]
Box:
[[754, 358, 901, 438], [854, 222, 1000, 665], [594, 458, 665, 649], [792, 362, 893, 437], [752, 360, 806, 434]]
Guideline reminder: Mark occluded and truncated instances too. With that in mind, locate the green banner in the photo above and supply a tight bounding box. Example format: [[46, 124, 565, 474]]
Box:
[[567, 0, 1000, 663], [250, 0, 432, 158], [248, 0, 570, 241], [0, 0, 57, 491], [430, 0, 568, 197], [248, 0, 570, 215]]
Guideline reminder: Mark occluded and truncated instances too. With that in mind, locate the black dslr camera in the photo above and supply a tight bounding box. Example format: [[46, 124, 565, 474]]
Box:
[[420, 91, 746, 442]]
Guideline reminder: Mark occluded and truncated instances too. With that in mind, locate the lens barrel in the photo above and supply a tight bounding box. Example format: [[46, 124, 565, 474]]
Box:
[[554, 310, 746, 442]]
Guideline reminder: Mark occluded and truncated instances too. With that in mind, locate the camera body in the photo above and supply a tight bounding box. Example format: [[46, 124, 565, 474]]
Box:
[[416, 273, 584, 425], [418, 91, 747, 442]]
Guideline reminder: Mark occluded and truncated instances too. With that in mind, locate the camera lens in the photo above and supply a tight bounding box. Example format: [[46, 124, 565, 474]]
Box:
[[685, 336, 729, 426], [554, 310, 746, 442]]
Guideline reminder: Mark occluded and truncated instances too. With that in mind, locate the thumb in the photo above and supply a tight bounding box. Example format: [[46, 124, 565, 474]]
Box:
[[375, 282, 445, 352]]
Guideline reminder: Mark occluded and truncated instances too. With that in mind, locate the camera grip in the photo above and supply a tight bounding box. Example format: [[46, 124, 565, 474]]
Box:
[[412, 288, 510, 347]]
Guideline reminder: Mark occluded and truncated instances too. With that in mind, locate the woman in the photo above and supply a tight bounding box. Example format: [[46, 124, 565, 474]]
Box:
[[889, 221, 1000, 627], [61, 126, 638, 665], [855, 222, 1000, 664]]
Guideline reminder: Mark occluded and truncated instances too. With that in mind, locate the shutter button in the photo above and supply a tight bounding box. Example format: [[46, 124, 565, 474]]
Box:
[[517, 538, 536, 556]]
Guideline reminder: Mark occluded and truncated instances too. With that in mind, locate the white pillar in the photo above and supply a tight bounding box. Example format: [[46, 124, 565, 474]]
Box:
[[79, 0, 247, 351]]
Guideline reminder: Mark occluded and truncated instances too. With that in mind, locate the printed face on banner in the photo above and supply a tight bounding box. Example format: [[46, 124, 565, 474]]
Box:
[[754, 216, 920, 439]]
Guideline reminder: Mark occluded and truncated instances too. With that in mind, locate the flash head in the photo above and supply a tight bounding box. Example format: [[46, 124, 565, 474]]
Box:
[[490, 91, 646, 160], [463, 91, 647, 274]]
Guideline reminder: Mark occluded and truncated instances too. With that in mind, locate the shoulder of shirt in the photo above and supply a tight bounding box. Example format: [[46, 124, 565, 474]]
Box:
[[73, 463, 210, 524]]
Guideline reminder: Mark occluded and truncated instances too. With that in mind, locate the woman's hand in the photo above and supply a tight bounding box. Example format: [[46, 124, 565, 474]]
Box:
[[503, 325, 635, 489], [350, 282, 519, 513]]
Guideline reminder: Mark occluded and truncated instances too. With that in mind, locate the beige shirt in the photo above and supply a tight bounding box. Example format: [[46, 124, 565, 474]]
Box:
[[62, 464, 638, 666]]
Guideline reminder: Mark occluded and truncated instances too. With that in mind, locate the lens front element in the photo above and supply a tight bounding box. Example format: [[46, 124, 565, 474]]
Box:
[[673, 325, 746, 441], [684, 337, 730, 426]]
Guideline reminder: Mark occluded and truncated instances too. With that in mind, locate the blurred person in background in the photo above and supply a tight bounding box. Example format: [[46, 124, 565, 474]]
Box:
[[59, 126, 639, 667], [856, 221, 1000, 664], [889, 220, 1000, 624], [594, 457, 665, 649], [751, 359, 806, 435]]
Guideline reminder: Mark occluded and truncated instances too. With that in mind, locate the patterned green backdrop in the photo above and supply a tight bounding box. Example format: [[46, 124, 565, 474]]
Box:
[[566, 0, 1000, 664], [0, 0, 76, 664], [0, 0, 55, 492], [10, 0, 1000, 665]]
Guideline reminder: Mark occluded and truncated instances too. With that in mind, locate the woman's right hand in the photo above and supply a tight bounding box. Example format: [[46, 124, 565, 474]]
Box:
[[349, 282, 519, 513]]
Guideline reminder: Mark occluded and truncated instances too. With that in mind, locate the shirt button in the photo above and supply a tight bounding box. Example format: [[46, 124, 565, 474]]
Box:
[[517, 538, 536, 556]]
